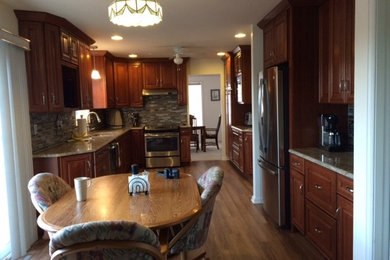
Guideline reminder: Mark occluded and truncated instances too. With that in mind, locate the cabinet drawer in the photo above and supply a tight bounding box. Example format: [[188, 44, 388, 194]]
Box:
[[232, 129, 243, 145], [290, 154, 304, 173], [337, 174, 354, 201], [305, 161, 337, 216], [306, 201, 337, 260]]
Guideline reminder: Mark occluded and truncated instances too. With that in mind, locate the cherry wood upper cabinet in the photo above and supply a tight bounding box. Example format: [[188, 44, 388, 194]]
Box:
[[60, 31, 79, 65], [18, 21, 63, 113], [233, 45, 251, 104], [92, 51, 115, 109], [177, 60, 188, 106], [79, 42, 93, 109], [128, 62, 143, 107], [143, 61, 177, 89], [261, 11, 288, 68], [113, 61, 130, 107], [319, 0, 355, 104]]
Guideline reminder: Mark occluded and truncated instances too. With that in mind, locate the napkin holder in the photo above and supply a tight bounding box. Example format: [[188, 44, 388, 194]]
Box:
[[128, 172, 149, 195]]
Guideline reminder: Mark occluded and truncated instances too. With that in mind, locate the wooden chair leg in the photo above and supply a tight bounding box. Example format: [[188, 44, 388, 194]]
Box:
[[215, 137, 219, 149]]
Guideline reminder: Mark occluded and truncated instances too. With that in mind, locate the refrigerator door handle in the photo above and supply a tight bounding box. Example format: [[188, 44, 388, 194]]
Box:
[[258, 78, 270, 153], [258, 159, 277, 175]]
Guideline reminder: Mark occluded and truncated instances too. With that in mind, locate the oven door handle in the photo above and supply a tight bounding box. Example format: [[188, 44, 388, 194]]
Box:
[[144, 133, 179, 138]]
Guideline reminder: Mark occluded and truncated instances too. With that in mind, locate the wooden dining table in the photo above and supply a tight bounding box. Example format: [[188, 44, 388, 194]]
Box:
[[38, 172, 202, 233], [191, 126, 206, 152]]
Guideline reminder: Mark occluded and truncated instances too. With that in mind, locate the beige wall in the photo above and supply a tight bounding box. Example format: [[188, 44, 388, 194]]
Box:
[[0, 2, 18, 34]]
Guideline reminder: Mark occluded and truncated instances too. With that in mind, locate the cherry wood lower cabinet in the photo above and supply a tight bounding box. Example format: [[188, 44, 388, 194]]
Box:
[[243, 132, 253, 174], [94, 145, 111, 177], [230, 127, 252, 174], [290, 168, 305, 234], [60, 153, 93, 187], [180, 127, 191, 164], [129, 128, 145, 168], [289, 152, 353, 260]]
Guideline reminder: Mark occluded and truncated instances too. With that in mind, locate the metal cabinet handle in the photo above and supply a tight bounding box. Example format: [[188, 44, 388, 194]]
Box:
[[51, 93, 56, 104], [339, 80, 343, 92], [346, 186, 354, 193], [314, 228, 323, 234], [293, 162, 301, 166], [87, 161, 91, 171], [42, 92, 46, 105], [314, 184, 323, 190], [299, 184, 304, 194]]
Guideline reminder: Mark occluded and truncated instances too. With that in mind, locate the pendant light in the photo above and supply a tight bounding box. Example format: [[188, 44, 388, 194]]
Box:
[[108, 0, 163, 27], [90, 45, 101, 80]]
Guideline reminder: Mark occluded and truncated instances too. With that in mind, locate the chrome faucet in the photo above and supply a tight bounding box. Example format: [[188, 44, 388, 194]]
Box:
[[87, 111, 101, 132]]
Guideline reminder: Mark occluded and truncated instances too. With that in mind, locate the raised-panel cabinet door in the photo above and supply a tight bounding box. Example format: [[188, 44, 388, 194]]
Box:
[[160, 61, 177, 89], [263, 24, 274, 68], [44, 24, 63, 112], [337, 195, 353, 260], [142, 62, 159, 89], [113, 61, 130, 107], [19, 21, 48, 112], [244, 132, 253, 174], [180, 128, 191, 163], [94, 146, 111, 177], [130, 129, 145, 167], [79, 42, 92, 109], [273, 11, 288, 65], [318, 0, 330, 103], [105, 55, 115, 108], [290, 169, 305, 234], [128, 62, 143, 107], [60, 153, 93, 187], [177, 62, 188, 106]]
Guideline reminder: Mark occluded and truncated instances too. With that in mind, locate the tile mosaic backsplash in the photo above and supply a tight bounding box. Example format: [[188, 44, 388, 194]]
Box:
[[30, 95, 187, 152]]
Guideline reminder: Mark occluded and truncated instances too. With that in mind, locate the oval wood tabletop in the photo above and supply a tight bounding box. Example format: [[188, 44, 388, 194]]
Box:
[[39, 172, 201, 231]]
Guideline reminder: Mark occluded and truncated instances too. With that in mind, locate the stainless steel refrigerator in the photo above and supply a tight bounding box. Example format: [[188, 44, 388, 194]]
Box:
[[258, 65, 289, 227]]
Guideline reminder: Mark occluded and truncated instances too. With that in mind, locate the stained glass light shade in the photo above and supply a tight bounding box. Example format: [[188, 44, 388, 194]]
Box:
[[108, 0, 163, 27]]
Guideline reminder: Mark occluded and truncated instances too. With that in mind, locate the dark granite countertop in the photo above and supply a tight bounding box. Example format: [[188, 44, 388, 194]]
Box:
[[33, 127, 143, 158], [289, 147, 353, 179]]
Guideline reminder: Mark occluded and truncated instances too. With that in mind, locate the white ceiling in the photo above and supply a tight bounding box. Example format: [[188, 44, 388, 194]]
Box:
[[3, 0, 280, 58]]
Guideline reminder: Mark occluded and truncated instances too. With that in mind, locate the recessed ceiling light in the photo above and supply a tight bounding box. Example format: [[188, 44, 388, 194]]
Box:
[[111, 35, 123, 41], [235, 33, 246, 38], [129, 54, 138, 58], [217, 52, 226, 56]]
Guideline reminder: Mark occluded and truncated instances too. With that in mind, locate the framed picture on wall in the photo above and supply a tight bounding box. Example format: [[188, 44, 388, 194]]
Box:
[[210, 89, 220, 101]]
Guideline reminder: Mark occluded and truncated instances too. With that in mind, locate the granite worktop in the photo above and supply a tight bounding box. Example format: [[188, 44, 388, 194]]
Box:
[[231, 125, 252, 132], [33, 127, 143, 158], [289, 147, 353, 179]]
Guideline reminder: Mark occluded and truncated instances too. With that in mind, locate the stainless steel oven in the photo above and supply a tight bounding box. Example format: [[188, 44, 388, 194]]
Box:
[[144, 127, 180, 168]]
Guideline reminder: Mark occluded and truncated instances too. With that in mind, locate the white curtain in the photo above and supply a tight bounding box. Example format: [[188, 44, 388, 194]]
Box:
[[0, 40, 37, 258]]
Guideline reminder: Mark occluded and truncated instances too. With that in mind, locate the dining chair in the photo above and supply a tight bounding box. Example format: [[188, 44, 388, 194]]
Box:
[[168, 166, 224, 259], [189, 114, 199, 151], [49, 220, 164, 260], [27, 172, 71, 214], [205, 115, 221, 149]]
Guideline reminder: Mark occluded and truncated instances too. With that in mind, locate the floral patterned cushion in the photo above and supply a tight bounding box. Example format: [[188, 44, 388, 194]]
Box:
[[49, 221, 160, 260], [197, 166, 224, 204], [28, 172, 71, 213], [170, 166, 224, 254]]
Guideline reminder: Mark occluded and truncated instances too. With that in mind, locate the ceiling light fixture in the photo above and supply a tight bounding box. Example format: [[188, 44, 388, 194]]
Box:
[[90, 46, 101, 80], [129, 54, 138, 58], [173, 53, 183, 65], [111, 35, 123, 40], [235, 33, 246, 38], [108, 0, 163, 27], [217, 52, 226, 56]]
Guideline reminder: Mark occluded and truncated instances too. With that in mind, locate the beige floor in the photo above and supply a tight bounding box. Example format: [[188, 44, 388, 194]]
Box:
[[190, 142, 223, 161]]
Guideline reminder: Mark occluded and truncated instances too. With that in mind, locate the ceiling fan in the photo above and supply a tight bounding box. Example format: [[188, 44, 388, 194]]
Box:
[[172, 46, 183, 65]]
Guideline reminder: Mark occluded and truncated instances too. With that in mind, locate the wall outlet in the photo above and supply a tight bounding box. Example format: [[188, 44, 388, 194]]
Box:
[[56, 119, 63, 129]]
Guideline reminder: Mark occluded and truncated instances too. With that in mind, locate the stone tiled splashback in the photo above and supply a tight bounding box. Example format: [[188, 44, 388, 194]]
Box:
[[122, 95, 187, 127], [30, 95, 187, 152]]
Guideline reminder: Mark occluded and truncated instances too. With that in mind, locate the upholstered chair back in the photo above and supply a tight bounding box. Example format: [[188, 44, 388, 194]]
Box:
[[49, 221, 161, 260], [170, 166, 224, 254], [28, 172, 71, 214]]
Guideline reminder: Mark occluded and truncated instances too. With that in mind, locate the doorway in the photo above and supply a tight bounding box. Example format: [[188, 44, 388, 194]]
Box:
[[188, 84, 203, 126]]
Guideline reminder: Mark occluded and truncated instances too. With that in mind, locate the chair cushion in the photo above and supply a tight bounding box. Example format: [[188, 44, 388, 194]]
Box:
[[49, 221, 160, 259], [28, 172, 71, 212], [197, 166, 224, 204]]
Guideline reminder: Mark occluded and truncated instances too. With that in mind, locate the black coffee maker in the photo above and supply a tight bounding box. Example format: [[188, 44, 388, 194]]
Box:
[[320, 114, 342, 151]]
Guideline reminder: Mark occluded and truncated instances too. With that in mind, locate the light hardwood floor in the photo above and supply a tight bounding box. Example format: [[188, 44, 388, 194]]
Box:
[[25, 160, 324, 260]]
